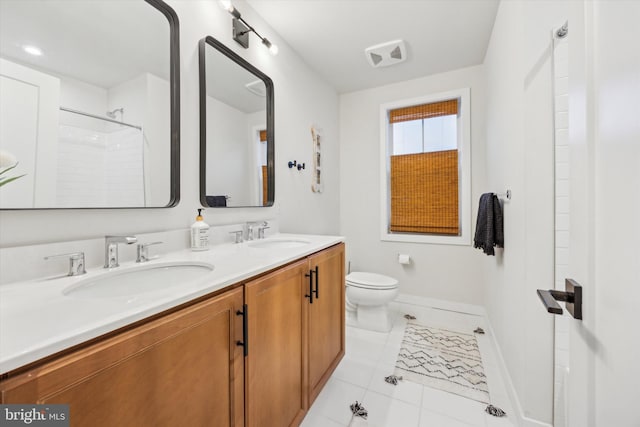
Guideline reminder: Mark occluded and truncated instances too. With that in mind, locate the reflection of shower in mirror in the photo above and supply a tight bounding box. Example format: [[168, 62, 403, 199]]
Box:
[[106, 108, 124, 120]]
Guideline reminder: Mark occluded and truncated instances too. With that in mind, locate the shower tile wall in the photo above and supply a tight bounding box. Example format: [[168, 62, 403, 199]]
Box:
[[553, 31, 570, 427], [57, 126, 144, 207]]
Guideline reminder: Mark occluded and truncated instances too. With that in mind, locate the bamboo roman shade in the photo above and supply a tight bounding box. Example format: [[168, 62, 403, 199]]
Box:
[[390, 150, 459, 235], [389, 99, 458, 124]]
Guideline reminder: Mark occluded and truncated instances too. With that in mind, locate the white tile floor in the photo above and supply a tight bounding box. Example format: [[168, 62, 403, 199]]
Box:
[[301, 301, 517, 427]]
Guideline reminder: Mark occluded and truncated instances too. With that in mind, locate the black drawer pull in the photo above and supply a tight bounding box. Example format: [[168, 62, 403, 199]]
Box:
[[236, 304, 248, 356], [312, 266, 319, 300], [305, 269, 314, 304]]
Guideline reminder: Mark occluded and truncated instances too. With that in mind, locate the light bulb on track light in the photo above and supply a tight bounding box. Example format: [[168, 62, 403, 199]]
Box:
[[262, 38, 279, 55]]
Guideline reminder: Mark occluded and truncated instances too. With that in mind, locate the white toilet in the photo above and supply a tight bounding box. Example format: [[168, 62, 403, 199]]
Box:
[[345, 272, 399, 332]]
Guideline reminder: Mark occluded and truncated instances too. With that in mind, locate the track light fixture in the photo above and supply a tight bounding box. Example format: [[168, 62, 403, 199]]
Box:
[[219, 0, 279, 55]]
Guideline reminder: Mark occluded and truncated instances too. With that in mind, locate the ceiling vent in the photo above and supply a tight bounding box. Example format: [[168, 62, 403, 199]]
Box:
[[365, 40, 407, 68]]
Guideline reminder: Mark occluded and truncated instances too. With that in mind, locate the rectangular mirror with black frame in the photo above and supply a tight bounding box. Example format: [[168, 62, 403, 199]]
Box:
[[199, 36, 274, 208], [0, 0, 180, 209]]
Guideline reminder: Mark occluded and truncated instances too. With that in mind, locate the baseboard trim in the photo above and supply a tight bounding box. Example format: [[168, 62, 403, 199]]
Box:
[[395, 293, 486, 316]]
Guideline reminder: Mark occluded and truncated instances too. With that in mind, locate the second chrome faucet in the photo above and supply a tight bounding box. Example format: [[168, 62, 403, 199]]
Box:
[[246, 221, 270, 241], [104, 235, 137, 268]]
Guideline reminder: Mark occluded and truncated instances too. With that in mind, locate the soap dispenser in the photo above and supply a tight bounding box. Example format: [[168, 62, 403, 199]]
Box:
[[190, 209, 210, 251]]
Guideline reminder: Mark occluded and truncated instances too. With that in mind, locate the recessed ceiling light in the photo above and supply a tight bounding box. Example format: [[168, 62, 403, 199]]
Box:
[[23, 45, 43, 56]]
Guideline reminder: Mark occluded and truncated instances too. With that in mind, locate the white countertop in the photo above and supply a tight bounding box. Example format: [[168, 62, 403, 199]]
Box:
[[0, 233, 344, 374]]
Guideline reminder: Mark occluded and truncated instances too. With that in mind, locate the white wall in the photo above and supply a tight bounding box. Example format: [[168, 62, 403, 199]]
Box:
[[206, 96, 252, 204], [339, 65, 486, 306], [0, 58, 61, 208], [143, 73, 171, 206], [483, 1, 570, 425], [0, 0, 340, 248], [245, 110, 266, 205], [60, 75, 108, 117]]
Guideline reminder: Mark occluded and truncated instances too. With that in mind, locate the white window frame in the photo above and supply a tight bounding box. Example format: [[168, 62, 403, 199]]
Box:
[[379, 88, 471, 245]]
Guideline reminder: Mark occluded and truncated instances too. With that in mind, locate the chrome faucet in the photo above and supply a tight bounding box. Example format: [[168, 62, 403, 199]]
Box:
[[104, 235, 137, 268], [44, 252, 87, 276], [257, 221, 270, 239], [229, 230, 244, 244], [245, 222, 256, 241], [136, 241, 163, 263], [245, 221, 269, 241]]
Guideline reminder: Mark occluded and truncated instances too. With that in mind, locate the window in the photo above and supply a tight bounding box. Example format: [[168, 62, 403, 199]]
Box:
[[258, 129, 268, 206], [380, 88, 471, 245]]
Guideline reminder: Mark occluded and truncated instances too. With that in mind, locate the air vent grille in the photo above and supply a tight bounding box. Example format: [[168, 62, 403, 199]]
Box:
[[365, 40, 407, 68]]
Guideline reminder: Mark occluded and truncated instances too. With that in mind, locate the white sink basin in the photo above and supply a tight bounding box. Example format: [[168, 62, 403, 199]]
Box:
[[63, 261, 214, 299], [248, 238, 311, 249]]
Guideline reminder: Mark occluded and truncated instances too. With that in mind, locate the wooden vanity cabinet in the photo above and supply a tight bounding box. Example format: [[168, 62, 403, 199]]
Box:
[[244, 259, 309, 427], [243, 243, 345, 426], [306, 243, 345, 405], [0, 286, 245, 427], [0, 243, 345, 427]]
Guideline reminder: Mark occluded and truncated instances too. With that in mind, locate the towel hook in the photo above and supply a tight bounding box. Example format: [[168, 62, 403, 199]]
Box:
[[496, 190, 511, 200]]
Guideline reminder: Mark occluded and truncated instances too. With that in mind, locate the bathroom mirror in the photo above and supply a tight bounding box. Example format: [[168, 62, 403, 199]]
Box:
[[199, 36, 274, 208], [0, 0, 180, 209]]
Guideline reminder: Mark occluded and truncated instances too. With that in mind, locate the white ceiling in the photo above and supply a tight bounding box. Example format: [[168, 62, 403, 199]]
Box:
[[0, 1, 169, 89], [246, 0, 500, 93]]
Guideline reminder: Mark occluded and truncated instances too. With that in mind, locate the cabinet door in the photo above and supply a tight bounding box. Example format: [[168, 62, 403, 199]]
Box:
[[1, 287, 245, 427], [244, 260, 309, 427], [307, 243, 345, 404]]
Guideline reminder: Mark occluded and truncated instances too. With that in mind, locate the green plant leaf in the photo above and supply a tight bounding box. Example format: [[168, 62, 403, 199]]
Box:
[[0, 174, 26, 187], [0, 162, 19, 176]]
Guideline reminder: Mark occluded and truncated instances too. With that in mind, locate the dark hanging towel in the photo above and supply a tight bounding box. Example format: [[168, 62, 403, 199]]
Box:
[[473, 193, 504, 256], [206, 195, 227, 207]]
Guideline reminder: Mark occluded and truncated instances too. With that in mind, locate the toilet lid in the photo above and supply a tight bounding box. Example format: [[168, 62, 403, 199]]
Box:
[[346, 272, 398, 290]]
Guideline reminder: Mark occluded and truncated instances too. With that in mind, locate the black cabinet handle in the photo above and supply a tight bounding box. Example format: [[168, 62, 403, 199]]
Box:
[[236, 304, 248, 356], [305, 270, 314, 304], [313, 266, 319, 300]]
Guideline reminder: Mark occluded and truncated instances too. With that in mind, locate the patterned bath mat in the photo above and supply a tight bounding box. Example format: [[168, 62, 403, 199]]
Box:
[[394, 322, 490, 403]]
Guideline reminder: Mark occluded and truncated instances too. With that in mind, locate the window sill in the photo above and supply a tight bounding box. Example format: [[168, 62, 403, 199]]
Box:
[[380, 231, 471, 246]]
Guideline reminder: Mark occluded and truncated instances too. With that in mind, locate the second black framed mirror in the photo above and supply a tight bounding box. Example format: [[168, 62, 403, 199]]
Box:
[[199, 36, 274, 208]]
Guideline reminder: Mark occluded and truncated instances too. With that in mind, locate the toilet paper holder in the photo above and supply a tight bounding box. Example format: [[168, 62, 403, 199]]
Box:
[[398, 253, 411, 265]]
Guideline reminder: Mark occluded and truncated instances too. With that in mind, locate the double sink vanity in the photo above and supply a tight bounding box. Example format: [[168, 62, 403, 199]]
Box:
[[0, 1, 343, 425], [0, 233, 345, 427]]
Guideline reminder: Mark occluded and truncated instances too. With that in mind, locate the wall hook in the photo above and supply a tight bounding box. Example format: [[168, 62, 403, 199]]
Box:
[[496, 189, 511, 200], [297, 163, 305, 171], [288, 160, 297, 169]]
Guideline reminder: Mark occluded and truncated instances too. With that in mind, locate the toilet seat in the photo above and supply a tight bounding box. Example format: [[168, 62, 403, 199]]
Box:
[[346, 272, 398, 290]]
